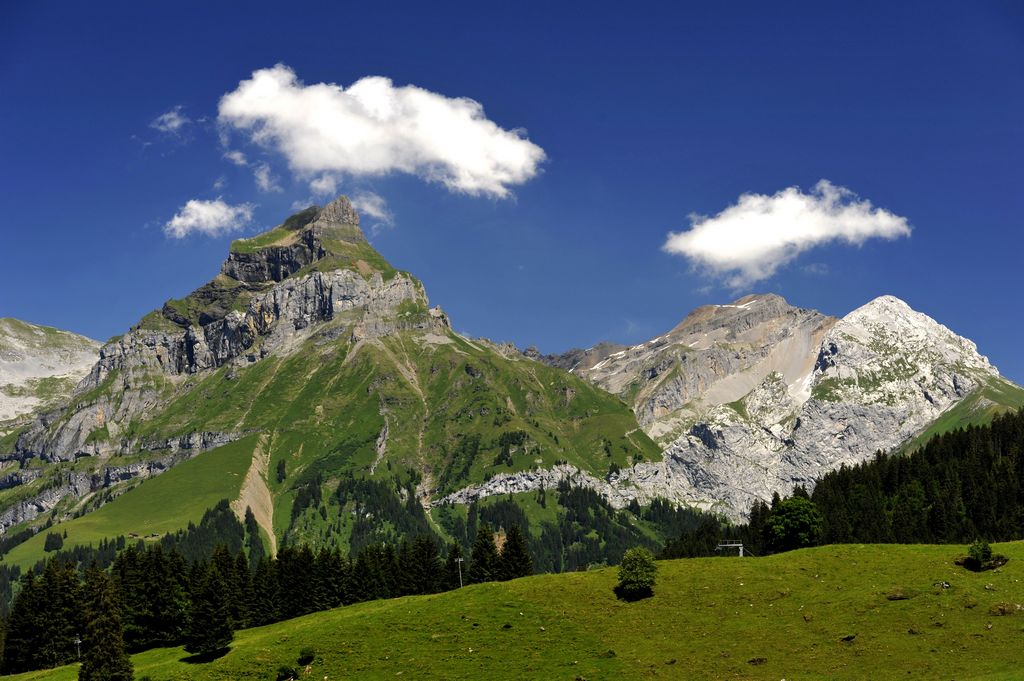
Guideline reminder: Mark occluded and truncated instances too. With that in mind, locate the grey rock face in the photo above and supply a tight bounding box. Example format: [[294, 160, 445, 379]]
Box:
[[10, 196, 448, 484], [0, 319, 100, 422], [525, 341, 629, 372], [0, 431, 241, 533], [434, 463, 651, 509], [561, 294, 1019, 521]]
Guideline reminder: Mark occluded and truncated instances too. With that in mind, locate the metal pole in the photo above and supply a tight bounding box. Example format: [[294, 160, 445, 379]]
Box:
[[456, 557, 464, 588]]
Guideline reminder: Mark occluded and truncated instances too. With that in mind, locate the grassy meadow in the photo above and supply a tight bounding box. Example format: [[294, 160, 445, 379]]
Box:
[[6, 541, 1024, 680]]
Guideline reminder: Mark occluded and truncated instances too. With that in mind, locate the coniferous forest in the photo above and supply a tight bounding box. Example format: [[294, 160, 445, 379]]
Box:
[[0, 513, 532, 675]]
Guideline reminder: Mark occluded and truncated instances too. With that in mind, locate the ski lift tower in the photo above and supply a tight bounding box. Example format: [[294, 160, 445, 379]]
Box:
[[716, 540, 745, 557]]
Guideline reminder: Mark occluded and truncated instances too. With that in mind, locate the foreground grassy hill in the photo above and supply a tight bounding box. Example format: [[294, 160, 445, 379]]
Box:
[[8, 541, 1024, 681]]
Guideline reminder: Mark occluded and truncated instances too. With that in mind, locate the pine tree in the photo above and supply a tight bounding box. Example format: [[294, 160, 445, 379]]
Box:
[[111, 544, 147, 651], [410, 535, 442, 594], [498, 524, 533, 580], [79, 567, 133, 681], [2, 571, 44, 674], [211, 546, 244, 629], [467, 522, 499, 584], [184, 565, 233, 658], [249, 557, 279, 626], [139, 545, 187, 648], [39, 558, 84, 668]]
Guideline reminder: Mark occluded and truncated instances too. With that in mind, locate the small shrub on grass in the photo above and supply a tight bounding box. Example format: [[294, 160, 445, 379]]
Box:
[[958, 539, 1009, 572], [276, 665, 299, 680], [615, 547, 657, 600], [297, 647, 316, 665]]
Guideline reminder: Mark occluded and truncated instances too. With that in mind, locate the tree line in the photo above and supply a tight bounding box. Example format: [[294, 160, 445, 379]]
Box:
[[0, 518, 532, 676]]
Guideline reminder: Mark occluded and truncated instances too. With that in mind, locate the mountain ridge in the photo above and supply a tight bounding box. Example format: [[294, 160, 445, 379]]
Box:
[[539, 292, 1024, 519], [0, 198, 659, 548]]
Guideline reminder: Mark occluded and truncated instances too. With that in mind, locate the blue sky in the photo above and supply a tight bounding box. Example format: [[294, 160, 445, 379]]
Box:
[[2, 2, 1023, 382]]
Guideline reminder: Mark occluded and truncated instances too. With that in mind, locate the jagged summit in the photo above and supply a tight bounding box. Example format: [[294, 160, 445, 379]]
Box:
[[540, 293, 1023, 520], [223, 196, 375, 284], [313, 195, 362, 231], [2, 199, 657, 547]]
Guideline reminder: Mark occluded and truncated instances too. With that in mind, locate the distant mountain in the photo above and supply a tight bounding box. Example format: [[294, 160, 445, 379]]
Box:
[[0, 318, 99, 423], [561, 294, 1024, 519], [3, 198, 1021, 562], [0, 198, 658, 549]]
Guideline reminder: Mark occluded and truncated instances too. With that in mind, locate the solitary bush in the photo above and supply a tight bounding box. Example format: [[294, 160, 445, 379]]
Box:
[[297, 646, 316, 665], [616, 547, 657, 600], [969, 539, 993, 563], [275, 665, 299, 680], [959, 539, 1009, 572]]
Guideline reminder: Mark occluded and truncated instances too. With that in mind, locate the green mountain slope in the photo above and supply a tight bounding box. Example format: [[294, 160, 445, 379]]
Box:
[[0, 197, 658, 564], [9, 541, 1024, 680]]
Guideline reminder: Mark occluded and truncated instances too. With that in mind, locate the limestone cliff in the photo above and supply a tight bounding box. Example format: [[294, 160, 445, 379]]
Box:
[[550, 294, 1023, 520]]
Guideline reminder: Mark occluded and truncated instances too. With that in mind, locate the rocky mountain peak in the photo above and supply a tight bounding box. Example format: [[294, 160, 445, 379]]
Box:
[[829, 295, 994, 375], [315, 195, 360, 228], [666, 292, 808, 341], [308, 196, 367, 245], [221, 197, 379, 284]]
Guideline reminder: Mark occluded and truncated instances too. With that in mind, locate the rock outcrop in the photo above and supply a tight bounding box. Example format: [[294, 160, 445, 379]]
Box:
[[0, 319, 100, 422], [550, 294, 1023, 520], [0, 430, 242, 533], [12, 197, 450, 465]]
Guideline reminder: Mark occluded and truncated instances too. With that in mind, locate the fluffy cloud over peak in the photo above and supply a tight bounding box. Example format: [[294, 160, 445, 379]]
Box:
[[164, 198, 254, 238], [217, 64, 546, 198], [663, 180, 911, 288]]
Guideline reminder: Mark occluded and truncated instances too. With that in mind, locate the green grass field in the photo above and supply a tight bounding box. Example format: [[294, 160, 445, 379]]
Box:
[[7, 541, 1024, 680], [3, 435, 257, 570]]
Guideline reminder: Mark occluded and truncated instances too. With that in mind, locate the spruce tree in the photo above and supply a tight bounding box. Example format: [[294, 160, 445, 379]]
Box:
[[467, 522, 499, 584], [184, 565, 233, 658], [498, 524, 533, 580], [79, 567, 133, 681], [2, 571, 43, 674], [249, 557, 279, 626], [410, 535, 442, 594], [39, 558, 85, 668], [140, 545, 187, 649]]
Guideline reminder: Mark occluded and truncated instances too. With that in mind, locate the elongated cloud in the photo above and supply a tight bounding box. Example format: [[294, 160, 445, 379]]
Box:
[[150, 106, 191, 134], [351, 191, 394, 235], [253, 163, 281, 192], [217, 64, 546, 197], [164, 199, 254, 238], [663, 180, 911, 287]]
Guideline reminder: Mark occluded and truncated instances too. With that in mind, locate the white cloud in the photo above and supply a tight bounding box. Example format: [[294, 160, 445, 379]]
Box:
[[663, 180, 911, 288], [253, 162, 281, 192], [150, 106, 191, 134], [350, 191, 394, 235], [309, 173, 339, 198], [164, 198, 254, 238], [218, 64, 546, 197], [223, 150, 249, 166]]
